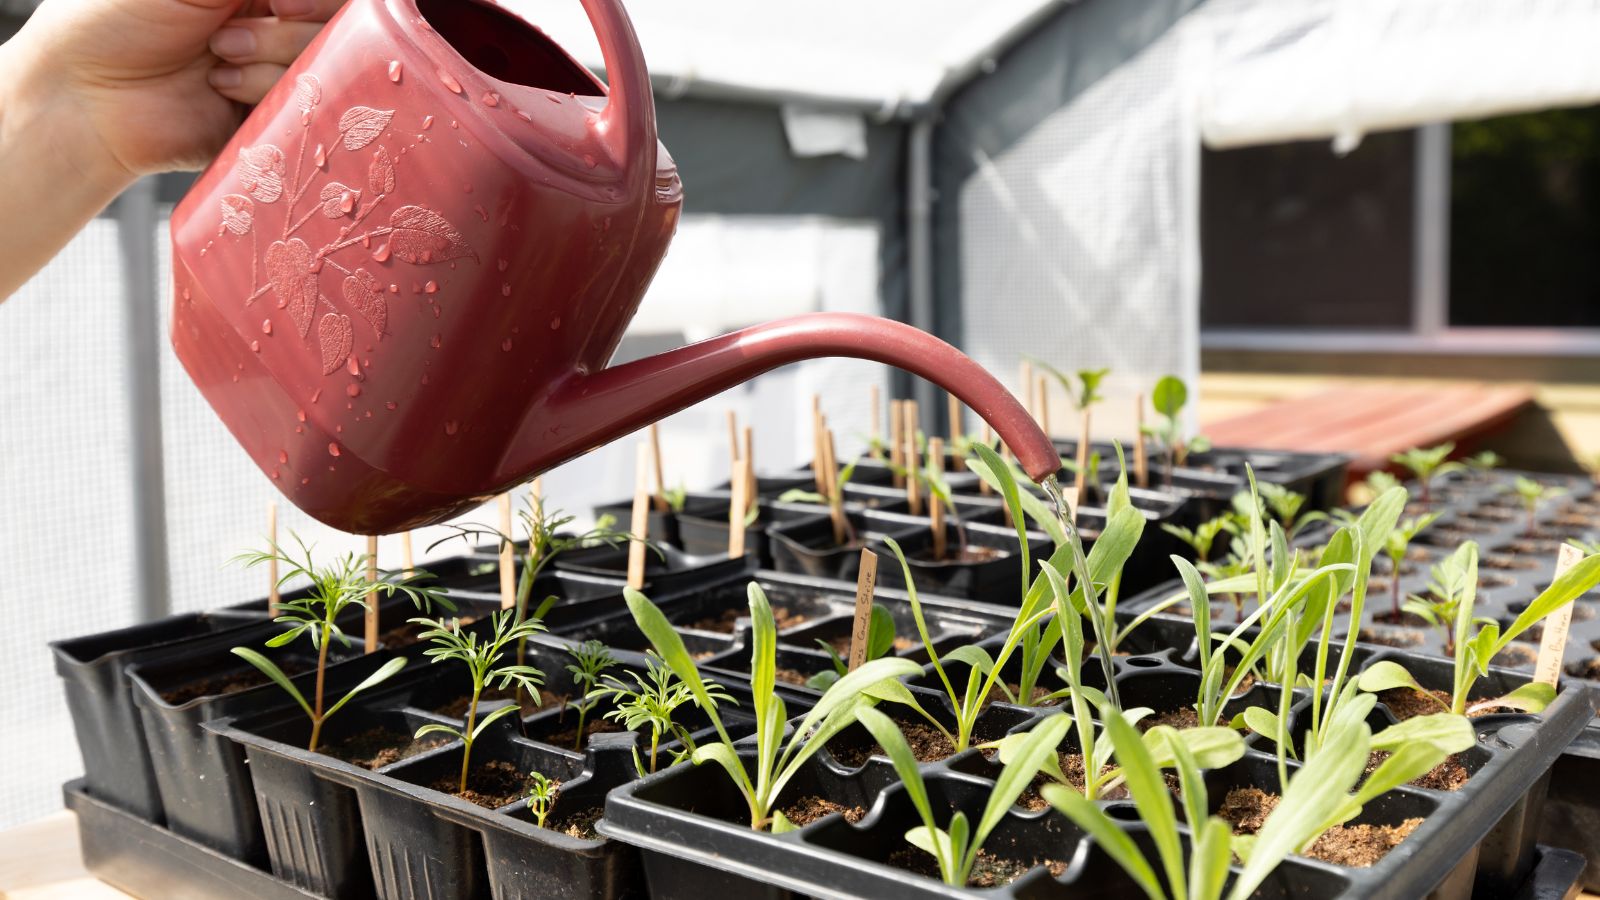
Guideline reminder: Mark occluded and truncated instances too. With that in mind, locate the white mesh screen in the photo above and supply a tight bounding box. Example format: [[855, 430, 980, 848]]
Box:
[[956, 25, 1201, 443], [0, 218, 139, 827]]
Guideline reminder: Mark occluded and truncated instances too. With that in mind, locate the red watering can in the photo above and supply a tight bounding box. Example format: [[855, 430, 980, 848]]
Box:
[[170, 0, 1057, 534]]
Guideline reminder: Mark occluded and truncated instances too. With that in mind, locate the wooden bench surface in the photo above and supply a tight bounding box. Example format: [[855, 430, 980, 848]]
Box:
[[1203, 383, 1535, 476]]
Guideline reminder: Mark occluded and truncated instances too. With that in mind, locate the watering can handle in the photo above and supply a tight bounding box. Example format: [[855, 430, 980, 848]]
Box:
[[580, 0, 656, 181]]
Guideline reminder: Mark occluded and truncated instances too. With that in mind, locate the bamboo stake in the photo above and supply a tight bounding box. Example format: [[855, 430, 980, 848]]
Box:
[[729, 457, 751, 558], [1036, 375, 1050, 436], [364, 535, 378, 652], [267, 502, 280, 617], [1536, 544, 1583, 686], [889, 399, 906, 488], [929, 437, 947, 560], [527, 477, 543, 572], [1134, 393, 1150, 490], [627, 443, 650, 590], [726, 410, 739, 467], [498, 493, 515, 610], [1021, 360, 1035, 421], [848, 549, 879, 672], [947, 392, 962, 447], [980, 425, 995, 496], [1073, 408, 1091, 524], [741, 426, 756, 515], [811, 397, 827, 493], [903, 399, 922, 516], [822, 427, 847, 545], [870, 385, 884, 459], [649, 422, 668, 512], [400, 531, 414, 577]]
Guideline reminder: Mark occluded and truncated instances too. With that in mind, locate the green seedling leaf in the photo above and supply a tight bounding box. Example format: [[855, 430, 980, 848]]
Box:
[[1152, 375, 1187, 417], [1042, 783, 1165, 900], [1142, 726, 1246, 772], [230, 647, 312, 717], [323, 656, 407, 720], [1471, 682, 1556, 715], [1370, 712, 1475, 755], [1357, 661, 1429, 696]]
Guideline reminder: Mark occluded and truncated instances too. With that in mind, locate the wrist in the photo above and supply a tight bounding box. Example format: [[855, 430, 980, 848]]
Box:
[[0, 24, 137, 201]]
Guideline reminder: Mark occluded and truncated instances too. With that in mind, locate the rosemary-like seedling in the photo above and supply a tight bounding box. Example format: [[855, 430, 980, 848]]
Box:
[[563, 640, 618, 751]]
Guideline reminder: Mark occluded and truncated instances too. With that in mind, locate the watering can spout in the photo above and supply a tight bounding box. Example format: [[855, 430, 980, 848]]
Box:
[[502, 313, 1060, 488]]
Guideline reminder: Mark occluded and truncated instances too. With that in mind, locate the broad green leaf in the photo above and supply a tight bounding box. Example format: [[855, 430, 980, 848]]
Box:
[[413, 722, 463, 741], [230, 647, 311, 717], [905, 826, 959, 884], [1239, 707, 1280, 743], [771, 810, 798, 833], [867, 605, 896, 660], [1190, 817, 1233, 900], [1472, 682, 1555, 714], [788, 657, 923, 748], [1160, 724, 1209, 834], [859, 707, 942, 868], [1341, 740, 1449, 820], [1500, 553, 1600, 648], [691, 742, 753, 806], [943, 644, 996, 675], [1142, 726, 1246, 772], [323, 657, 407, 720], [1370, 713, 1474, 755], [972, 713, 1072, 865], [1152, 375, 1187, 417], [1357, 661, 1429, 696], [265, 626, 307, 648], [1104, 709, 1186, 900], [860, 678, 947, 733], [1042, 783, 1165, 900], [972, 443, 1033, 597]]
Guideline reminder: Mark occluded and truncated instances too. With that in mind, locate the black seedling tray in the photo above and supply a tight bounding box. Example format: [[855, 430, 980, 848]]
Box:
[[675, 491, 835, 567]]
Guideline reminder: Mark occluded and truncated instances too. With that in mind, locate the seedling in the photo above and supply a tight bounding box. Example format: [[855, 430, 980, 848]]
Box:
[[1382, 513, 1441, 618], [1257, 483, 1313, 537], [1162, 515, 1232, 566], [858, 707, 1071, 886], [623, 583, 921, 830], [527, 771, 557, 828], [1032, 360, 1110, 412], [564, 640, 619, 751], [1465, 451, 1505, 477], [1513, 475, 1564, 536], [1144, 375, 1210, 487], [807, 604, 895, 691], [592, 653, 733, 775], [1390, 442, 1463, 505], [662, 483, 689, 513], [231, 535, 450, 751], [1359, 541, 1600, 715], [411, 609, 549, 794], [1402, 549, 1474, 654]]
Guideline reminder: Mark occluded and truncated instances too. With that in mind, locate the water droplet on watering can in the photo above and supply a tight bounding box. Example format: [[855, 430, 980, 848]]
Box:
[[347, 384, 361, 398], [372, 242, 391, 262], [583, 154, 596, 169], [421, 373, 430, 385], [497, 258, 508, 272], [385, 401, 397, 411], [430, 334, 442, 349], [550, 316, 561, 330], [501, 283, 511, 297], [295, 425, 304, 434], [309, 257, 324, 274], [438, 70, 462, 94], [310, 388, 323, 404], [271, 469, 280, 480], [296, 409, 307, 422], [335, 423, 343, 432], [431, 306, 440, 319], [422, 115, 434, 130], [388, 60, 403, 82], [482, 91, 500, 107], [261, 319, 273, 335], [516, 109, 533, 122], [301, 476, 310, 485], [450, 119, 459, 129], [314, 143, 326, 168], [389, 283, 399, 293], [231, 374, 239, 382], [462, 183, 473, 194], [328, 442, 341, 457], [346, 357, 361, 377], [340, 192, 355, 213], [444, 420, 459, 435], [546, 93, 561, 104], [250, 340, 260, 352], [502, 338, 513, 352], [425, 280, 438, 294], [278, 449, 288, 464]]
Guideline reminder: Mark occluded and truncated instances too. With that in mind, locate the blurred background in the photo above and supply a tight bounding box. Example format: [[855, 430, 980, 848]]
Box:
[[5, 0, 1600, 827]]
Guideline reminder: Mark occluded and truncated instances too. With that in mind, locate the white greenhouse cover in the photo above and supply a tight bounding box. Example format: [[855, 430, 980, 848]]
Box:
[[502, 0, 1066, 113], [1197, 0, 1600, 150]]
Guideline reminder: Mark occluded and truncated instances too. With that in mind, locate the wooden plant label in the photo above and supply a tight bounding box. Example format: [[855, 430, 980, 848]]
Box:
[[1036, 374, 1050, 436], [729, 456, 752, 558], [848, 549, 879, 672], [364, 535, 379, 653], [889, 399, 905, 488], [628, 442, 651, 590], [929, 437, 947, 559], [498, 492, 515, 610], [400, 530, 415, 577], [980, 425, 995, 495], [267, 501, 280, 617], [1134, 393, 1149, 489], [726, 410, 739, 467], [870, 385, 883, 459], [947, 392, 962, 446], [822, 428, 847, 545], [1021, 360, 1035, 421], [649, 423, 668, 512], [1535, 543, 1583, 686], [741, 426, 756, 514]]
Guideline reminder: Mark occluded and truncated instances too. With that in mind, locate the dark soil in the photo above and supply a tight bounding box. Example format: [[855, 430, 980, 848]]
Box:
[[321, 727, 445, 770], [1492, 643, 1537, 667], [828, 721, 955, 768], [1567, 657, 1600, 679], [542, 717, 624, 751], [887, 847, 1065, 887], [1358, 627, 1424, 649], [431, 759, 531, 809], [1372, 610, 1431, 628], [1218, 787, 1421, 867], [1139, 708, 1202, 731], [980, 682, 1054, 708], [913, 545, 1008, 564], [774, 667, 813, 686], [1478, 573, 1516, 589], [551, 806, 604, 840], [1010, 752, 1127, 810], [1367, 750, 1469, 791], [431, 686, 565, 719], [1377, 687, 1452, 721], [160, 658, 313, 704], [1481, 554, 1539, 571], [690, 605, 808, 634], [781, 795, 865, 827], [377, 615, 479, 650]]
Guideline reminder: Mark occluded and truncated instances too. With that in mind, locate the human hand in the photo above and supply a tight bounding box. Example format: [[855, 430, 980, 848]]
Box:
[[12, 0, 344, 182]]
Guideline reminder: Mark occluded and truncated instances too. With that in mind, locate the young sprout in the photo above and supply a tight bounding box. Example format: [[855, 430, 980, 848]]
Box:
[[526, 771, 557, 828], [858, 707, 1071, 887], [231, 535, 450, 751], [412, 609, 548, 794], [1464, 451, 1505, 477], [1359, 541, 1600, 716], [1382, 514, 1441, 618], [1031, 360, 1109, 411], [662, 483, 689, 513], [1512, 475, 1564, 536], [1390, 442, 1463, 505], [1402, 550, 1473, 654], [622, 583, 921, 830], [806, 604, 895, 691], [591, 653, 733, 775], [1144, 375, 1210, 487], [1162, 515, 1233, 566], [1257, 483, 1313, 537], [563, 640, 619, 751]]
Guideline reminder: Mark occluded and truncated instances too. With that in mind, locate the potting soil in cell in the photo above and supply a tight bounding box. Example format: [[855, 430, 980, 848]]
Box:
[[1219, 787, 1422, 868]]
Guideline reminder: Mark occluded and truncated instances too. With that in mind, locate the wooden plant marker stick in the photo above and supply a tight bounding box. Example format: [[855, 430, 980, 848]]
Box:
[[889, 399, 905, 488], [400, 531, 414, 577], [848, 549, 879, 672], [980, 425, 995, 495], [947, 392, 962, 447], [870, 385, 884, 459], [729, 457, 751, 558], [811, 398, 828, 493], [1036, 375, 1050, 436], [649, 423, 668, 512], [364, 535, 378, 653], [267, 501, 280, 617], [1536, 544, 1583, 686], [726, 410, 739, 467], [627, 443, 651, 590], [1134, 393, 1150, 490], [822, 428, 847, 545], [1073, 408, 1092, 523], [1021, 360, 1035, 421], [903, 399, 922, 516], [929, 437, 947, 560], [741, 426, 757, 515], [498, 493, 516, 610]]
